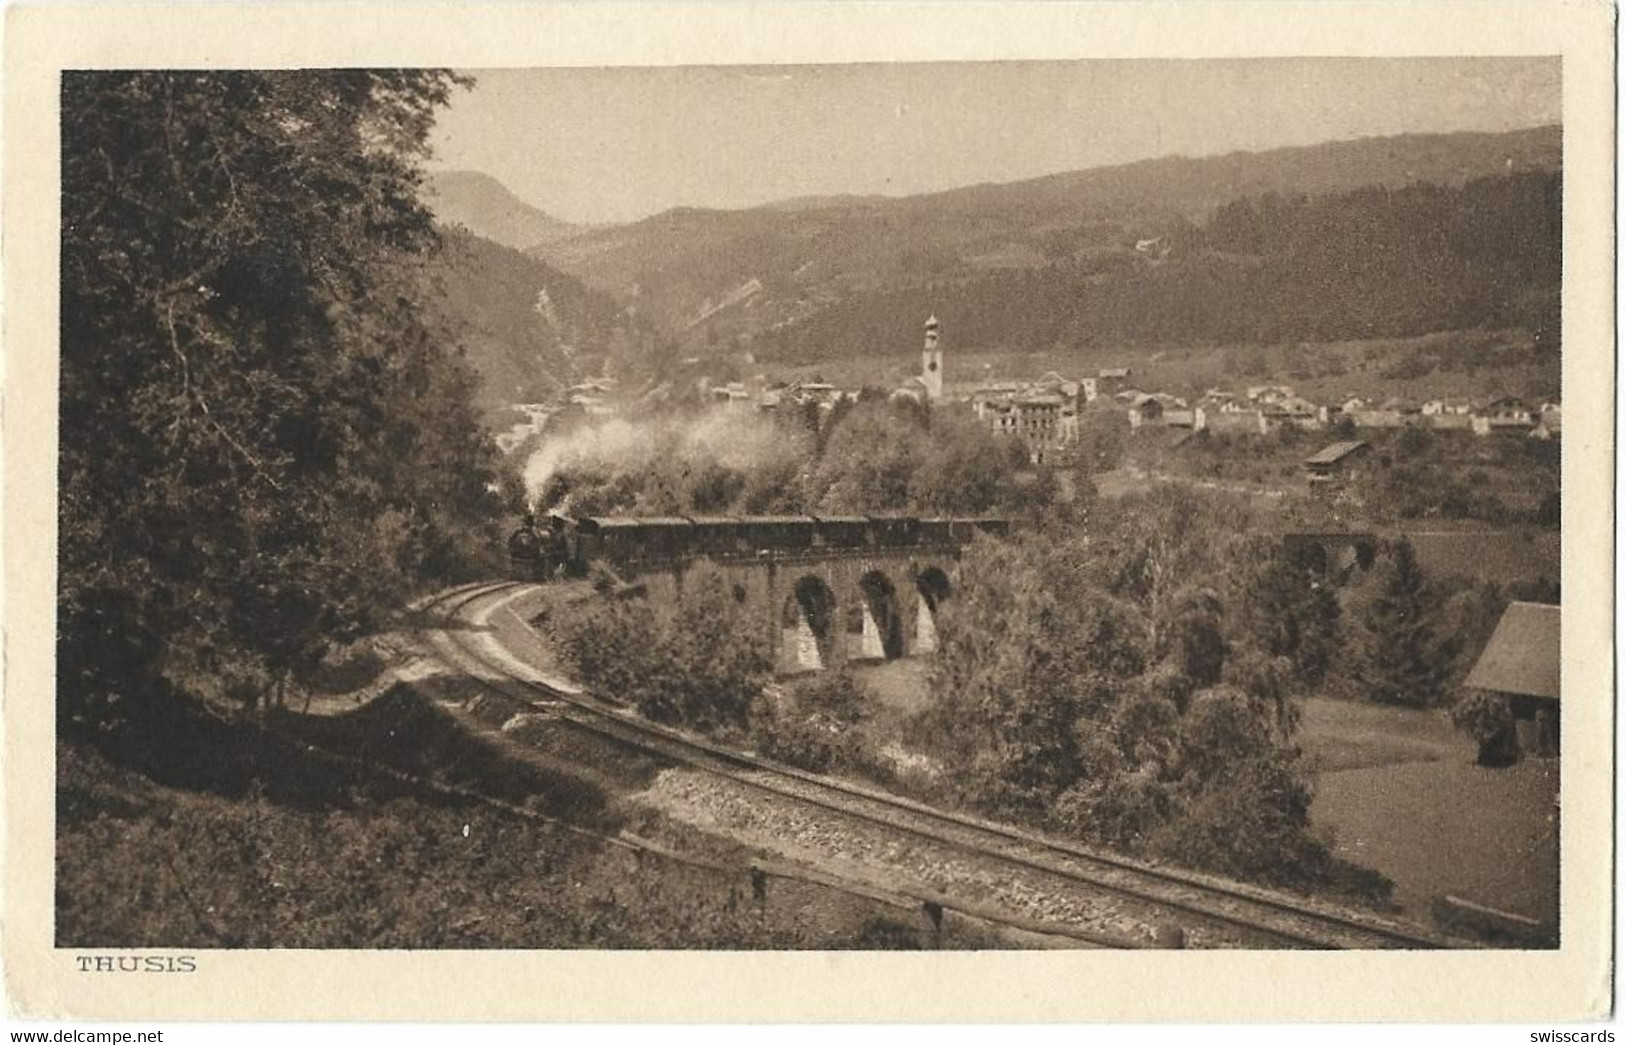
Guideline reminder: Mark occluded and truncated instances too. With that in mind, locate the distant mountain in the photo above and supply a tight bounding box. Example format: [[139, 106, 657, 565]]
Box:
[[423, 228, 649, 421], [425, 170, 581, 251], [530, 125, 1561, 352], [757, 170, 1561, 363], [757, 193, 893, 212]]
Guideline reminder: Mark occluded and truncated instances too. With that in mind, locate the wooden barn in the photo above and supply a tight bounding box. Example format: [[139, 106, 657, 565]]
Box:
[[1463, 602, 1561, 756], [1303, 440, 1372, 487]]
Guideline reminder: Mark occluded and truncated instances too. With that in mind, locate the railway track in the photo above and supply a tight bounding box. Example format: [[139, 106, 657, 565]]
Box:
[[414, 580, 1456, 950]]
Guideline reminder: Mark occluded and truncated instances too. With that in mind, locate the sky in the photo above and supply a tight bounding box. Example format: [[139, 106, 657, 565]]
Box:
[[427, 58, 1561, 226]]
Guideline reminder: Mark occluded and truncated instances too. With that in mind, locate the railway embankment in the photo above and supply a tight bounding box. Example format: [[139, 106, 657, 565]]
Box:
[[417, 581, 1458, 949], [57, 606, 1025, 949]]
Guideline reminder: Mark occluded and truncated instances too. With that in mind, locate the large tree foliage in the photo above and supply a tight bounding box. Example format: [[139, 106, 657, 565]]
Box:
[[1352, 539, 1453, 707], [1236, 540, 1342, 688], [915, 535, 1145, 812], [914, 494, 1390, 900], [60, 71, 501, 727], [554, 561, 770, 732], [536, 397, 1052, 520]]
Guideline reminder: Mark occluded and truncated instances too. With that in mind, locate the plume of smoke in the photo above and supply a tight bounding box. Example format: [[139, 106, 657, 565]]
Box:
[[523, 407, 809, 513]]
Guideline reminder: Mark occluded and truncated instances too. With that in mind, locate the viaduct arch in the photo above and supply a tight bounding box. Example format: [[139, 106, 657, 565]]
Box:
[[633, 550, 959, 675]]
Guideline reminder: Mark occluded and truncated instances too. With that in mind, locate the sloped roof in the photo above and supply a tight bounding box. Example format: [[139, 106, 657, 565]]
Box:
[[1464, 602, 1560, 700], [1304, 440, 1369, 465]]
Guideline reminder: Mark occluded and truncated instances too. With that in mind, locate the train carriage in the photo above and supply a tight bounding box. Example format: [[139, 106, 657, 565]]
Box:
[[917, 517, 954, 547], [577, 516, 694, 566], [812, 515, 870, 549], [510, 511, 1009, 581], [685, 515, 750, 558], [734, 515, 820, 555], [867, 514, 921, 547]]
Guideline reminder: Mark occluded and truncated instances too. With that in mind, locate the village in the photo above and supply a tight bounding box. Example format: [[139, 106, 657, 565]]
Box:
[[541, 316, 1561, 490]]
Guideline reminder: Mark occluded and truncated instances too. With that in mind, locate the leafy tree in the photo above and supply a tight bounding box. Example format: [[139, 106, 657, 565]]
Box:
[[916, 537, 1145, 812], [1170, 588, 1228, 685], [907, 410, 1028, 514], [59, 71, 501, 726], [811, 400, 929, 512], [1091, 488, 1244, 655], [1238, 543, 1342, 688], [555, 560, 770, 732], [1149, 753, 1323, 883]]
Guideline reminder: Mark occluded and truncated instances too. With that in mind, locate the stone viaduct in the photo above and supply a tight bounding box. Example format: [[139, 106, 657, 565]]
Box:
[[553, 516, 1001, 676], [633, 547, 958, 674]]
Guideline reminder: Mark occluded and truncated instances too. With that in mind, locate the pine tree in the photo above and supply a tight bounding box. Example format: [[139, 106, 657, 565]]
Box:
[[1356, 539, 1450, 707]]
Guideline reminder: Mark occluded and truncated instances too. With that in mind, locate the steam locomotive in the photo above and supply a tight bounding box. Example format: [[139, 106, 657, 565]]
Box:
[[506, 513, 1009, 582]]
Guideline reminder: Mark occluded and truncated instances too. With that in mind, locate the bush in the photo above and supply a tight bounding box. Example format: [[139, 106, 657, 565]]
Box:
[[1148, 755, 1323, 884], [1450, 691, 1520, 767], [791, 669, 866, 726], [1052, 772, 1175, 849], [755, 712, 844, 774], [554, 560, 771, 733], [1175, 686, 1277, 786], [752, 681, 879, 777]]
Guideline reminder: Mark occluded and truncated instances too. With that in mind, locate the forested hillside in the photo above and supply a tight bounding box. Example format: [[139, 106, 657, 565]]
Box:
[[531, 125, 1560, 350], [425, 229, 644, 417], [757, 171, 1561, 362], [426, 169, 581, 249]]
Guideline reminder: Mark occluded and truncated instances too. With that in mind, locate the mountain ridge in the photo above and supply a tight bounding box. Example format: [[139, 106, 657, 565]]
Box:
[[425, 170, 583, 252], [524, 125, 1561, 341]]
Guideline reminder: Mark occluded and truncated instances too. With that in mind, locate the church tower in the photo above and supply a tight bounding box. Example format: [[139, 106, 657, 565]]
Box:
[[921, 314, 943, 401]]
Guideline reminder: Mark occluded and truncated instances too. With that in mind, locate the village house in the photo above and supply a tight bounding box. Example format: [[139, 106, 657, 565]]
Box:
[[1199, 406, 1267, 435], [1532, 401, 1562, 440], [1472, 396, 1538, 436], [1463, 601, 1561, 757], [1422, 397, 1474, 416], [965, 363, 1087, 463], [1346, 397, 1418, 429], [1097, 367, 1132, 395], [1129, 393, 1185, 429], [1380, 396, 1424, 421], [981, 393, 1078, 463], [1303, 440, 1373, 487], [1246, 384, 1295, 405], [1260, 394, 1323, 431], [711, 381, 754, 410]]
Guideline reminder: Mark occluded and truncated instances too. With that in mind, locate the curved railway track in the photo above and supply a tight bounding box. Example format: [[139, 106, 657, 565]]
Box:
[[415, 580, 1456, 950]]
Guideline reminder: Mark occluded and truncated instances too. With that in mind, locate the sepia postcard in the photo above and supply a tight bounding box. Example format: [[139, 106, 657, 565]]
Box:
[[3, 0, 1615, 1025]]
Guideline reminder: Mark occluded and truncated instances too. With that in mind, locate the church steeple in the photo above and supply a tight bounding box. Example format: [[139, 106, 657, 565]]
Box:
[[921, 314, 943, 401]]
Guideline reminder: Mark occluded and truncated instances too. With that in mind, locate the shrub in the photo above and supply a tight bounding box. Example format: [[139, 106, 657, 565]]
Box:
[[1175, 686, 1277, 786], [791, 669, 866, 726], [1109, 687, 1182, 773], [1450, 691, 1521, 767], [554, 560, 771, 733], [1053, 772, 1175, 849], [1149, 755, 1323, 884], [755, 711, 842, 774]]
